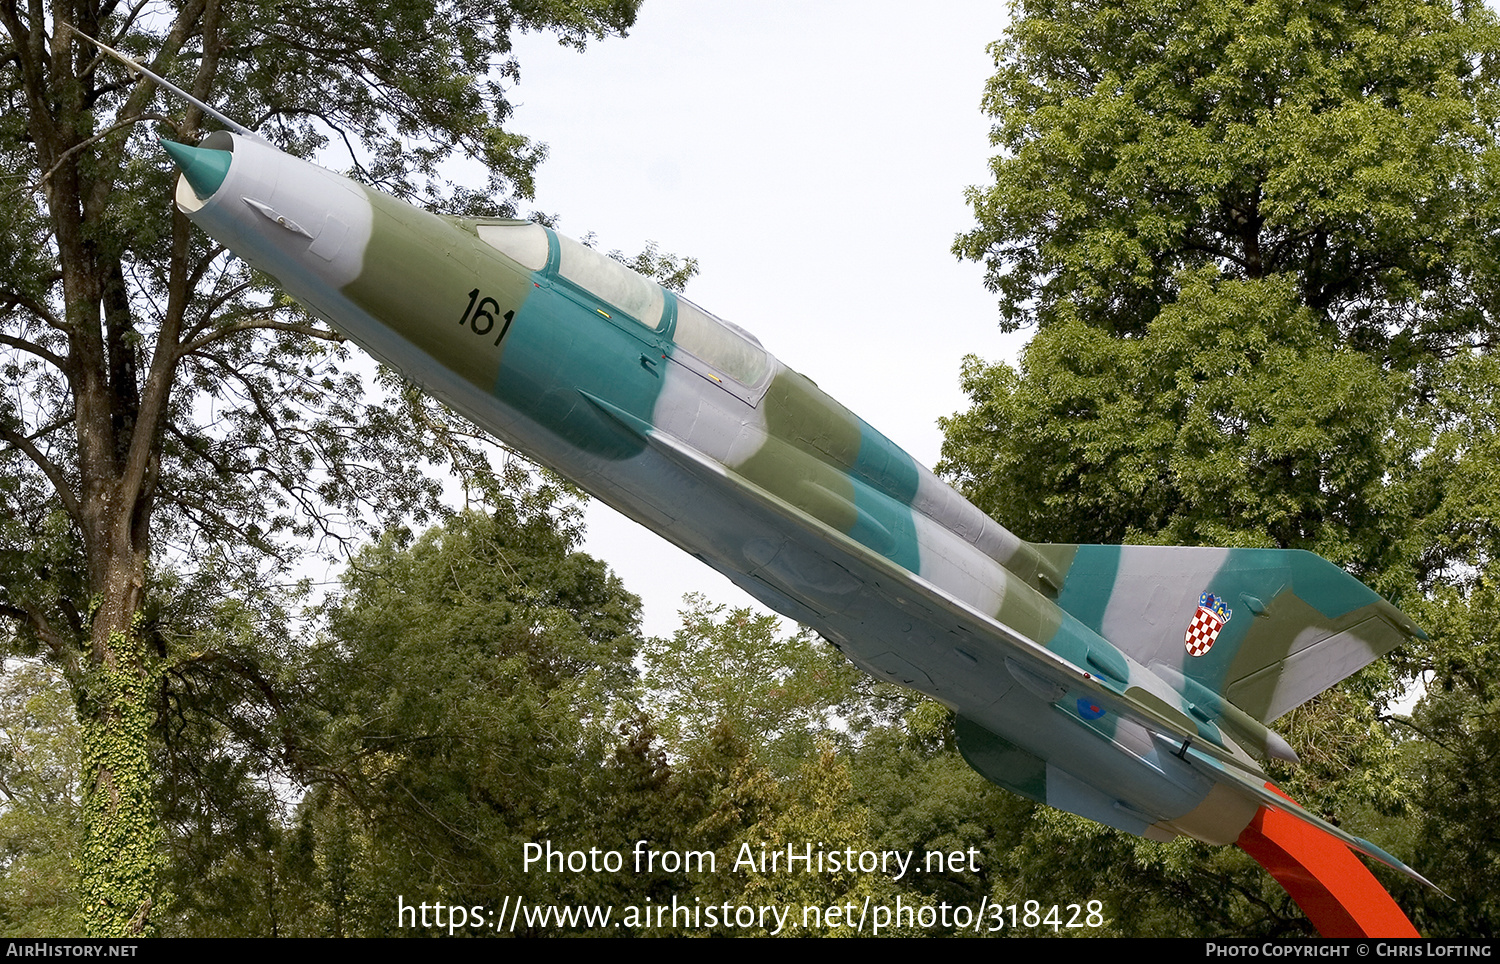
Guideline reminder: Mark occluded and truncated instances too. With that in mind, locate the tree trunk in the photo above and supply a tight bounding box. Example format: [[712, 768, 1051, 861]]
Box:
[[77, 630, 162, 937]]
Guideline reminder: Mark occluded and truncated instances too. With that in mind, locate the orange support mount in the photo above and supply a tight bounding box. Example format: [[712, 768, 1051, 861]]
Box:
[[1235, 784, 1419, 938]]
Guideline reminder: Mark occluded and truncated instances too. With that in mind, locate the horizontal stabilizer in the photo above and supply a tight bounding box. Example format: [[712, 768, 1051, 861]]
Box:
[[1033, 545, 1423, 723], [1176, 739, 1440, 893]]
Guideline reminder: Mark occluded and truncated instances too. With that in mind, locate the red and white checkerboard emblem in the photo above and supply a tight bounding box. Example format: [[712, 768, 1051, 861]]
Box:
[[1184, 592, 1232, 657]]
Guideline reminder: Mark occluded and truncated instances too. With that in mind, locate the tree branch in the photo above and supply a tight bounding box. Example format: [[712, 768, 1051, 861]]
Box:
[[34, 113, 165, 191], [0, 421, 82, 523], [0, 602, 81, 681], [0, 328, 67, 369], [179, 316, 345, 355]]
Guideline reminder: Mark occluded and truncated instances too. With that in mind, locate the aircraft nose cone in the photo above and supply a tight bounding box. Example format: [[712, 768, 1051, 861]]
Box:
[[161, 139, 231, 200]]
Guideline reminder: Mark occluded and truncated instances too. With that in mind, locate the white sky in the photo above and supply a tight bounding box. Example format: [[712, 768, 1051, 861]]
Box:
[[506, 2, 1028, 638]]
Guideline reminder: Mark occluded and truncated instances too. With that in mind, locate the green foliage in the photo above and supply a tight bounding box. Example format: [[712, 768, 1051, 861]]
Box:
[[611, 241, 700, 293], [955, 0, 1500, 345], [734, 745, 907, 938], [1396, 577, 1500, 936], [849, 718, 1017, 911], [945, 0, 1500, 936], [940, 272, 1396, 563], [149, 499, 660, 937], [279, 505, 641, 933], [77, 636, 164, 937], [642, 595, 866, 773], [147, 574, 330, 937], [0, 661, 83, 935]]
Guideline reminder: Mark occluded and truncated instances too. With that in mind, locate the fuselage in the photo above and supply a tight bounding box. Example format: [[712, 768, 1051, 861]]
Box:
[[171, 132, 1266, 847]]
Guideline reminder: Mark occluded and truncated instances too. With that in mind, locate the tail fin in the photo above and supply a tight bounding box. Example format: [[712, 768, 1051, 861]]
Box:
[[1032, 545, 1423, 723]]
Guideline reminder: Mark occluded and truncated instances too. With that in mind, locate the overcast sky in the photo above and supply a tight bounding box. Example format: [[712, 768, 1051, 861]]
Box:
[[505, 2, 1029, 637]]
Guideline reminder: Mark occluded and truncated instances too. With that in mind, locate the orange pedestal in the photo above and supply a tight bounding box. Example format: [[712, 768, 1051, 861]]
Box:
[[1235, 786, 1419, 938]]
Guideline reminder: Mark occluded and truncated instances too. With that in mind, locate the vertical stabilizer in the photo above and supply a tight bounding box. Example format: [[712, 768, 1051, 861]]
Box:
[[1034, 544, 1422, 723]]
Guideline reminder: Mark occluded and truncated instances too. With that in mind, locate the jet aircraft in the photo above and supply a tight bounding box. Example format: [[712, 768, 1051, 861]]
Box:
[[131, 44, 1428, 932]]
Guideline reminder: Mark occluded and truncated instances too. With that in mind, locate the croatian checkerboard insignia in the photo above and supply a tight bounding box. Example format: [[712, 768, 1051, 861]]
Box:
[[1185, 592, 1232, 657]]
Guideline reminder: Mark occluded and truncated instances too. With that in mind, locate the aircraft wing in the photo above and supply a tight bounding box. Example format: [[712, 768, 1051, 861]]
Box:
[[582, 394, 1443, 890], [579, 392, 1273, 783]]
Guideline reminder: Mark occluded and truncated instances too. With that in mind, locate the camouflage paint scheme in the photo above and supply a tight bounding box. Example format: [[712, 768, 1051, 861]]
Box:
[[164, 133, 1427, 881]]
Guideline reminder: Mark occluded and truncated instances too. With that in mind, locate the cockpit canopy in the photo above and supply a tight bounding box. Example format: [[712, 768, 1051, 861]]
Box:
[[475, 220, 768, 389], [555, 232, 666, 331]]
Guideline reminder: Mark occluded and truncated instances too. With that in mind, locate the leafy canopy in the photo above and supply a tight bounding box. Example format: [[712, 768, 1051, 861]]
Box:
[[954, 0, 1500, 353], [943, 0, 1500, 933], [1, 0, 644, 935]]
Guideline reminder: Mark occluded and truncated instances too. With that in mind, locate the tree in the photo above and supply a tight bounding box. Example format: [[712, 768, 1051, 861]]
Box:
[[154, 503, 647, 936], [311, 504, 643, 921], [938, 274, 1399, 563], [942, 0, 1500, 934], [845, 706, 1024, 934], [633, 602, 915, 935], [954, 0, 1500, 352], [641, 596, 867, 772], [0, 2, 644, 935], [730, 744, 910, 938], [1383, 352, 1500, 936], [0, 660, 83, 935]]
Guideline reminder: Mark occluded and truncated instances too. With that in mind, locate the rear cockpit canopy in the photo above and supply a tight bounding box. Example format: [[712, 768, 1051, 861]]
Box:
[[674, 297, 767, 386]]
